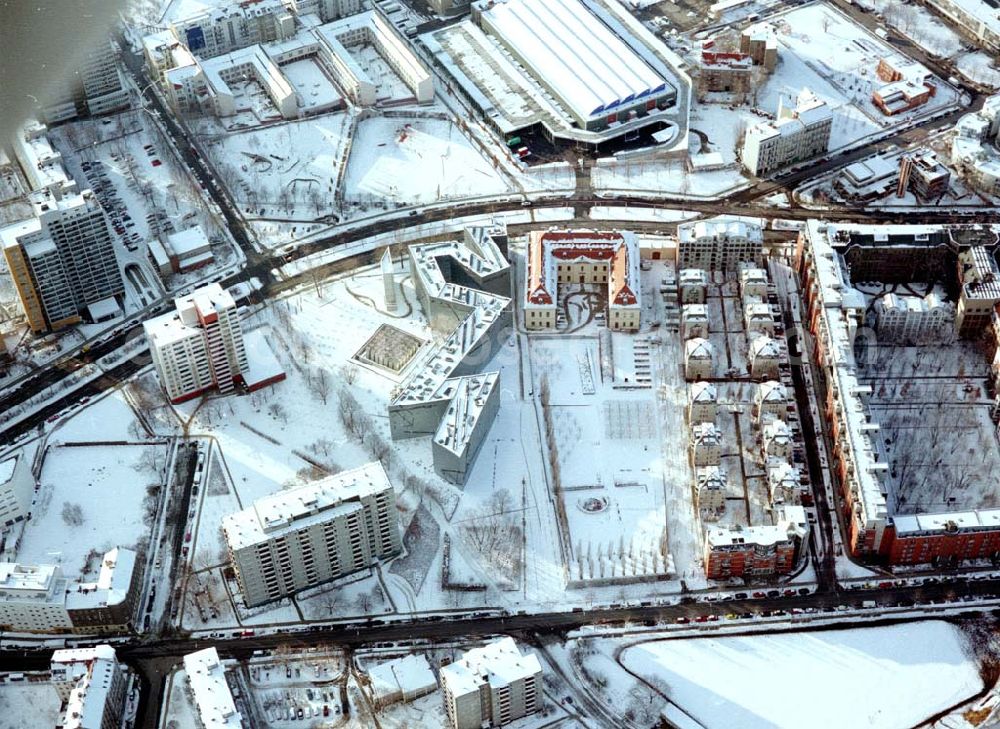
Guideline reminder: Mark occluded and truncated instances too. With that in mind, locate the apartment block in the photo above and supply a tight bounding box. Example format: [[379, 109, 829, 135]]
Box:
[[0, 548, 140, 634], [441, 638, 542, 729], [704, 506, 808, 579], [956, 246, 1000, 337], [0, 190, 123, 333], [696, 49, 751, 94], [183, 648, 244, 728], [222, 462, 401, 607], [741, 89, 831, 176], [144, 283, 251, 403], [873, 292, 952, 343], [169, 0, 296, 59], [51, 645, 127, 729], [0, 451, 34, 532], [42, 41, 129, 123], [678, 217, 764, 272]]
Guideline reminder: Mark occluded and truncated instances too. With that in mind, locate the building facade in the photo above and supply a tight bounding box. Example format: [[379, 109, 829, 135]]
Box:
[[524, 229, 641, 332], [441, 638, 542, 729], [51, 645, 126, 729], [144, 283, 250, 403], [223, 462, 401, 607], [741, 89, 832, 177], [0, 190, 123, 333], [956, 246, 1000, 338], [41, 41, 129, 123], [677, 218, 764, 272], [704, 506, 807, 579]]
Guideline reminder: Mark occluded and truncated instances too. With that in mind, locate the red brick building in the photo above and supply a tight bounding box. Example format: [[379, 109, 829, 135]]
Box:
[[704, 506, 807, 579]]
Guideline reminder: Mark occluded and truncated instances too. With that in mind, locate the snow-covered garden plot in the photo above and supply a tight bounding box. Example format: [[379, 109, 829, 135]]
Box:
[[0, 681, 61, 729], [17, 443, 167, 578], [201, 113, 352, 223], [857, 0, 965, 58], [957, 51, 1000, 90], [342, 116, 511, 208], [530, 335, 671, 582], [619, 621, 983, 729], [859, 343, 1000, 514]]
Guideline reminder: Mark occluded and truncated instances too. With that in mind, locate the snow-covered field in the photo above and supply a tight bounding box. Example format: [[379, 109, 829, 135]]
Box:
[[16, 442, 166, 578], [202, 113, 352, 222], [342, 116, 511, 207], [619, 621, 982, 729]]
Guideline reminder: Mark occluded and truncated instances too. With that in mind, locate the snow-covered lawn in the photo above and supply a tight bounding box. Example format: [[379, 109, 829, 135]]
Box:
[[956, 51, 1000, 89], [203, 113, 352, 222], [17, 443, 166, 578], [621, 621, 982, 729], [342, 116, 510, 206]]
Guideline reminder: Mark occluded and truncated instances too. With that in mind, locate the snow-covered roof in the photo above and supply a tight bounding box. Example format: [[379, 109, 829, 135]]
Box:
[[749, 335, 780, 358], [525, 229, 641, 311], [0, 457, 16, 485], [477, 0, 668, 122], [705, 522, 796, 548], [66, 548, 136, 611], [144, 283, 237, 348], [678, 217, 763, 245], [758, 380, 787, 403], [892, 509, 1000, 536], [367, 654, 437, 703], [685, 337, 714, 360], [166, 225, 210, 257], [0, 562, 62, 597], [223, 462, 393, 551], [690, 381, 717, 403], [679, 268, 708, 285], [441, 638, 541, 697], [394, 226, 510, 413], [691, 421, 721, 445], [51, 646, 119, 729], [183, 648, 242, 728]]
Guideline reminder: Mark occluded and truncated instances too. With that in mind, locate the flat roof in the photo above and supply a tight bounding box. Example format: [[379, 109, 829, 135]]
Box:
[[222, 462, 392, 551], [183, 648, 242, 728], [478, 0, 668, 121]]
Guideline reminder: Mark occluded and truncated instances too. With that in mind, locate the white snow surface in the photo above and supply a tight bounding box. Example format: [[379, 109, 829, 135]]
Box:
[[622, 621, 982, 729]]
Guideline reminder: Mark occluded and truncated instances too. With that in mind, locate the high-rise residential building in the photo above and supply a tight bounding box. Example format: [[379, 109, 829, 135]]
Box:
[[441, 638, 543, 729], [222, 462, 401, 607], [0, 189, 123, 333], [42, 42, 130, 123], [50, 645, 127, 729], [741, 89, 832, 176], [144, 283, 250, 403], [0, 451, 34, 532]]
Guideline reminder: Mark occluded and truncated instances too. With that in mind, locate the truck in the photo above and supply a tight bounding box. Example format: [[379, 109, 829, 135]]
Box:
[[861, 600, 877, 608]]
